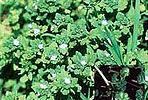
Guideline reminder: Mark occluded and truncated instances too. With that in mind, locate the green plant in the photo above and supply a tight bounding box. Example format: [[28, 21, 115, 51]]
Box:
[[101, 0, 147, 66], [0, 0, 147, 99], [115, 92, 129, 100], [98, 0, 148, 99]]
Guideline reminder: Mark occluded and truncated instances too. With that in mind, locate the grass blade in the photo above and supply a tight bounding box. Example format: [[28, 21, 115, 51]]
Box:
[[80, 92, 88, 100], [126, 0, 140, 64], [104, 28, 124, 65], [126, 36, 133, 65], [108, 44, 123, 65], [131, 0, 140, 51]]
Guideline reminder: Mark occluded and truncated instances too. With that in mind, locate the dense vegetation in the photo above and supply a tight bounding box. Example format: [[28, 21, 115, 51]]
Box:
[[0, 0, 148, 99]]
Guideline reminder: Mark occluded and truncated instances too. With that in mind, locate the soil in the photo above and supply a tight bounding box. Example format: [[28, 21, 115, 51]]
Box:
[[94, 66, 144, 100]]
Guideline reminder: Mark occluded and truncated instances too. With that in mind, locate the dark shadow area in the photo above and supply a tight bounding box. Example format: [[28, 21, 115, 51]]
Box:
[[94, 65, 144, 100]]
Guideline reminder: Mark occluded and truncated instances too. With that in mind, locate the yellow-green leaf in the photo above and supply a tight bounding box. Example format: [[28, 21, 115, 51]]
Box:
[[118, 0, 128, 11]]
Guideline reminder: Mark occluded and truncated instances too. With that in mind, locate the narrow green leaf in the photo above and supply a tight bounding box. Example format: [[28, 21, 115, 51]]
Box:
[[131, 0, 140, 51], [107, 44, 122, 65], [41, 33, 56, 37], [126, 0, 135, 22], [126, 36, 133, 65], [80, 92, 88, 100], [104, 28, 124, 65]]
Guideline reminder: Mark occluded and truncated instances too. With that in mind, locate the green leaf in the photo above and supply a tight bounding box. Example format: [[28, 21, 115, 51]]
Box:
[[136, 50, 148, 68], [61, 89, 69, 95], [126, 0, 135, 22], [106, 7, 113, 13], [58, 0, 72, 8], [131, 0, 141, 51], [28, 73, 33, 81], [118, 0, 128, 11], [20, 74, 28, 83], [120, 67, 130, 78], [23, 12, 32, 21], [0, 59, 6, 68], [96, 49, 114, 65], [116, 12, 129, 25], [104, 28, 124, 65], [19, 36, 29, 49], [136, 90, 143, 100], [18, 95, 26, 100], [82, 67, 91, 77], [27, 92, 38, 100], [115, 92, 129, 100], [4, 80, 16, 88], [126, 36, 133, 64], [80, 92, 88, 100]]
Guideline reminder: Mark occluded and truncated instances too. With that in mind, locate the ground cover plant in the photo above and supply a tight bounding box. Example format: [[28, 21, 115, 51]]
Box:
[[0, 0, 148, 100]]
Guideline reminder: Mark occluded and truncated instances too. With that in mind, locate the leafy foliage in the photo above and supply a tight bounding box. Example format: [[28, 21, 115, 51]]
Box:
[[0, 0, 147, 99]]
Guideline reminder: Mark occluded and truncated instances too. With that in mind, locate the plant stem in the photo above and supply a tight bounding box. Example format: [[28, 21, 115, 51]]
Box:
[[94, 66, 110, 86], [127, 81, 142, 89]]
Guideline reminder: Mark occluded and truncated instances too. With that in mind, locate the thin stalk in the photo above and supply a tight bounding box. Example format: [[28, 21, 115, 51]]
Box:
[[127, 81, 142, 89], [94, 66, 110, 86]]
